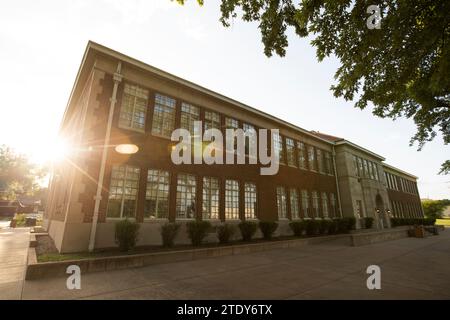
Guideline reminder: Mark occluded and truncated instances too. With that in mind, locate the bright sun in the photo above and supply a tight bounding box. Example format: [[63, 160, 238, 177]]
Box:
[[30, 137, 71, 165]]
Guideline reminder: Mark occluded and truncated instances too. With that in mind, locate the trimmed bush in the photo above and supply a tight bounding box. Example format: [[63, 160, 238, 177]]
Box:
[[327, 219, 338, 234], [115, 219, 140, 252], [216, 224, 235, 244], [305, 219, 319, 236], [391, 218, 431, 227], [318, 219, 331, 235], [344, 217, 356, 231], [289, 221, 306, 237], [364, 217, 374, 229], [336, 218, 349, 233], [239, 221, 258, 241], [186, 220, 212, 246], [259, 221, 278, 240], [160, 222, 181, 248]]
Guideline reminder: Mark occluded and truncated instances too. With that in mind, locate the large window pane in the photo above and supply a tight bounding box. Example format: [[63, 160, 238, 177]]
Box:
[[286, 138, 296, 166], [180, 102, 200, 136], [152, 93, 176, 137], [311, 191, 319, 218], [202, 177, 220, 219], [297, 142, 307, 169], [145, 169, 170, 219], [301, 190, 309, 218], [321, 192, 329, 218], [204, 110, 221, 130], [225, 180, 239, 220], [244, 183, 257, 220], [176, 173, 196, 219], [107, 165, 140, 218], [290, 188, 299, 219], [119, 84, 149, 131], [276, 186, 287, 219]]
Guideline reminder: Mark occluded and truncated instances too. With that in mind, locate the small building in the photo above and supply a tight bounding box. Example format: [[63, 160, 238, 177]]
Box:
[[44, 42, 424, 253]]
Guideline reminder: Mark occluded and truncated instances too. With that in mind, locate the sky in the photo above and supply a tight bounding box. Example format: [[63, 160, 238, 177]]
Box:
[[0, 0, 448, 199]]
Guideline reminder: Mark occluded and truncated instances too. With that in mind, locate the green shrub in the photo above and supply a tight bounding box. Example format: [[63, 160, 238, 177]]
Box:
[[327, 220, 338, 234], [186, 220, 212, 246], [289, 221, 305, 237], [305, 219, 319, 236], [424, 218, 436, 226], [318, 219, 331, 234], [239, 221, 258, 241], [216, 224, 235, 244], [160, 222, 181, 248], [335, 218, 349, 233], [364, 217, 374, 229], [259, 221, 278, 240], [115, 219, 140, 252], [14, 214, 26, 227], [344, 217, 356, 231]]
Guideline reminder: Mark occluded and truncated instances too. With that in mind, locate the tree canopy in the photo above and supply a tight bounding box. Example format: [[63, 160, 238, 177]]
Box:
[[0, 145, 47, 200], [422, 199, 450, 219], [178, 0, 450, 174]]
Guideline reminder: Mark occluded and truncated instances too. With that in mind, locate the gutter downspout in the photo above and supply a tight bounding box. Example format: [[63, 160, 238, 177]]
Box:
[[88, 62, 123, 252], [332, 145, 343, 218]]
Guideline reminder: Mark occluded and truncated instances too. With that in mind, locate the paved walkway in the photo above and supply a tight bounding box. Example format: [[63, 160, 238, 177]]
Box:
[[21, 229, 450, 299], [0, 227, 29, 300]]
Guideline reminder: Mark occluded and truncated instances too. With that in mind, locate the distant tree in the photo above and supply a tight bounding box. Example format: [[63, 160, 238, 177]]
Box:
[[422, 199, 450, 219], [0, 145, 47, 200], [178, 0, 450, 174]]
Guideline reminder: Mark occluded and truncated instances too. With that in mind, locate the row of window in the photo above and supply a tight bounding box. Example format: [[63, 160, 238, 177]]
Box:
[[277, 135, 334, 175], [106, 164, 337, 221], [118, 83, 334, 175], [390, 201, 423, 218], [107, 165, 258, 220], [275, 186, 337, 219], [385, 172, 418, 195], [352, 155, 380, 181]]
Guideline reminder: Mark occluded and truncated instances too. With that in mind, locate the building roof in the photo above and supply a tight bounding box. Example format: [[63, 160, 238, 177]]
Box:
[[382, 163, 418, 179]]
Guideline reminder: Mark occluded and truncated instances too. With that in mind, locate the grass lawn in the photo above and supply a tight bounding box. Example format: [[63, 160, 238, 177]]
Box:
[[436, 219, 450, 226]]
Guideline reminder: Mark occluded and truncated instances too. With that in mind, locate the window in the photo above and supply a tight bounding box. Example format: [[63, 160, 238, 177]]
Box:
[[107, 165, 140, 218], [307, 145, 316, 171], [119, 84, 149, 131], [225, 180, 239, 220], [244, 183, 257, 220], [204, 110, 221, 130], [363, 159, 369, 177], [317, 149, 324, 173], [202, 177, 219, 220], [325, 152, 332, 175], [176, 173, 196, 219], [276, 187, 287, 219], [357, 158, 364, 177], [372, 163, 379, 181], [243, 123, 257, 157], [152, 93, 176, 137], [311, 191, 319, 218], [301, 190, 309, 218], [290, 189, 299, 220], [180, 102, 200, 136], [353, 156, 360, 177], [297, 142, 307, 169], [225, 117, 239, 129], [145, 169, 169, 219], [285, 138, 296, 166], [321, 192, 329, 218], [330, 193, 336, 217], [273, 133, 285, 164]]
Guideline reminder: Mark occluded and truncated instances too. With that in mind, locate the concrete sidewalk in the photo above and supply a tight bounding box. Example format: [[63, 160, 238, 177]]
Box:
[[0, 228, 29, 300], [22, 229, 450, 300]]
